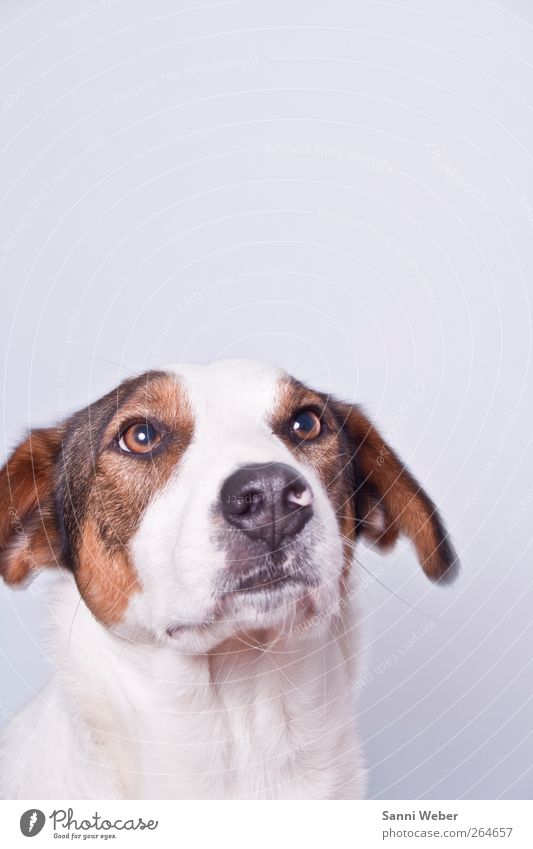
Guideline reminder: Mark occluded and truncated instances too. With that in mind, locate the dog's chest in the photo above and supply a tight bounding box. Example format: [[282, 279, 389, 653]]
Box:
[[119, 642, 359, 800]]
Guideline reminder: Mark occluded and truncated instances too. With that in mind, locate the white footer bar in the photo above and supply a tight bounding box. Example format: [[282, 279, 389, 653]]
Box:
[[1, 799, 531, 848]]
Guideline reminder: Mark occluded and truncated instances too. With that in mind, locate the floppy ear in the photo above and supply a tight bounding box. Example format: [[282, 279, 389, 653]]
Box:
[[338, 404, 458, 583], [0, 427, 64, 585]]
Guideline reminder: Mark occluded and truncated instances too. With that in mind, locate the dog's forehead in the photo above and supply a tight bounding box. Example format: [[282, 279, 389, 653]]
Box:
[[163, 359, 286, 425]]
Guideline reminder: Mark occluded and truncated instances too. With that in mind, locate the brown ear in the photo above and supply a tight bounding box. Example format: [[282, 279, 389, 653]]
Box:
[[339, 404, 459, 583], [0, 427, 64, 585]]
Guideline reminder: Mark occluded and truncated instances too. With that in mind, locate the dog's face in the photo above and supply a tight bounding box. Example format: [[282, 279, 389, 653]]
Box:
[[0, 360, 457, 652]]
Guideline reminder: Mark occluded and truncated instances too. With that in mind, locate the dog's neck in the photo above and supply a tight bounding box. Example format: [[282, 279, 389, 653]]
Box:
[[41, 571, 363, 799]]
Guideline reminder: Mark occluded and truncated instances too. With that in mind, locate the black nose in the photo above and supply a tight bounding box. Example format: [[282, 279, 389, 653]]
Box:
[[220, 462, 313, 551]]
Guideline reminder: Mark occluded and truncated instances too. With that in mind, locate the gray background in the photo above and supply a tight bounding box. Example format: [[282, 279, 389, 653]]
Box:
[[0, 0, 532, 799]]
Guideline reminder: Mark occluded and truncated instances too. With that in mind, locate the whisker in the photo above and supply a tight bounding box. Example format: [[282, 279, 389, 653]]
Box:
[[66, 573, 93, 659], [334, 513, 380, 527], [343, 539, 434, 621]]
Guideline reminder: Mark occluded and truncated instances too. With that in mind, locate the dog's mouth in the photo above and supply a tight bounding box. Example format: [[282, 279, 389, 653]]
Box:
[[216, 549, 318, 597], [166, 540, 326, 644], [165, 561, 318, 642], [165, 559, 331, 648]]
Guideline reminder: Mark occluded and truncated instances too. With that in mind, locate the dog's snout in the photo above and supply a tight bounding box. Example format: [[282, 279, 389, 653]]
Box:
[[220, 462, 313, 551]]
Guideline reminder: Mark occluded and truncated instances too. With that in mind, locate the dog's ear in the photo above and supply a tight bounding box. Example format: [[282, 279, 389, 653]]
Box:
[[0, 427, 64, 585], [337, 404, 458, 583]]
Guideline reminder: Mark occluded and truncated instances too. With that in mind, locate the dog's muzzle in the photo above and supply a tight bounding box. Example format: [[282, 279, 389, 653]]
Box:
[[216, 462, 316, 596]]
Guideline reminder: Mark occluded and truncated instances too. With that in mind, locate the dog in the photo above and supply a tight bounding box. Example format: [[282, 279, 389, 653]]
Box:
[[0, 359, 458, 799]]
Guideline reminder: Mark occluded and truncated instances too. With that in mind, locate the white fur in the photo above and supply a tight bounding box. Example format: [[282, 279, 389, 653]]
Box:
[[0, 359, 366, 799], [0, 574, 365, 799]]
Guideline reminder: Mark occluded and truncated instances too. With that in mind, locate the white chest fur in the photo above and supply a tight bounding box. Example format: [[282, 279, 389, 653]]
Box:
[[0, 575, 364, 800]]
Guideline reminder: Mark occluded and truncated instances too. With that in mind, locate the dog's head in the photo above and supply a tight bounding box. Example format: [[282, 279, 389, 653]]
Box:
[[0, 360, 458, 651]]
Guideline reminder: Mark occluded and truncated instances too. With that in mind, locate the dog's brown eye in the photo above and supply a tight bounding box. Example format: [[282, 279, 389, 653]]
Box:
[[290, 409, 322, 441], [118, 422, 161, 454]]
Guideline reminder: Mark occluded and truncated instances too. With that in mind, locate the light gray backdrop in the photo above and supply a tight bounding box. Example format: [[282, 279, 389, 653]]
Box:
[[0, 0, 531, 799]]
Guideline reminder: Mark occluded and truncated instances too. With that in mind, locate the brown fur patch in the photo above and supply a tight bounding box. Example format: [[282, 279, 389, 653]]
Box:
[[60, 372, 195, 625], [271, 376, 458, 584], [335, 403, 458, 582], [270, 376, 357, 583], [0, 428, 63, 584], [76, 523, 142, 625], [0, 371, 195, 626], [271, 377, 354, 523]]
